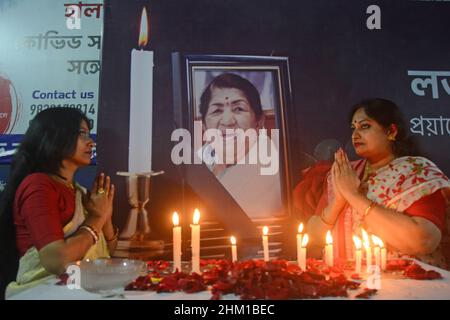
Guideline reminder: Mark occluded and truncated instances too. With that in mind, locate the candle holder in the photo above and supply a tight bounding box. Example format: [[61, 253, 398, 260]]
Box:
[[114, 171, 165, 260]]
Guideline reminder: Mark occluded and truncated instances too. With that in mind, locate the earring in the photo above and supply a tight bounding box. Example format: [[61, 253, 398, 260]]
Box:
[[388, 135, 396, 141]]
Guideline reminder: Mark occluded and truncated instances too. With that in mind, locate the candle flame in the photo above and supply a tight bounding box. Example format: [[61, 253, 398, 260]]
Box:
[[371, 234, 382, 247], [361, 228, 371, 248], [298, 223, 304, 233], [326, 230, 333, 245], [353, 235, 362, 249], [172, 211, 179, 226], [301, 234, 309, 247], [193, 208, 200, 225], [230, 236, 236, 245], [263, 226, 269, 236], [138, 7, 149, 47]]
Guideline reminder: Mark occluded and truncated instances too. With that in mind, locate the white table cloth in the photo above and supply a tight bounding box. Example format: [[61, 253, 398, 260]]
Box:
[[8, 260, 450, 300]]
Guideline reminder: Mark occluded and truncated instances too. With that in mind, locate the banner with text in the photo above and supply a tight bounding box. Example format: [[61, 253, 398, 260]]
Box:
[[0, 0, 103, 163]]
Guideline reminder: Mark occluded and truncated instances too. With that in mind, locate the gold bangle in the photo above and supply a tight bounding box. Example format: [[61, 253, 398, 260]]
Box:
[[105, 225, 119, 242], [364, 201, 376, 217]]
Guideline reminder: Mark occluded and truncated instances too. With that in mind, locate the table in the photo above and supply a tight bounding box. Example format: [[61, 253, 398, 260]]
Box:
[[8, 260, 450, 300]]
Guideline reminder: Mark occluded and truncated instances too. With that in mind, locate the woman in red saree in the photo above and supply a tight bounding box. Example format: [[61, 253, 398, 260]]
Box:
[[0, 108, 117, 299], [301, 98, 450, 268]]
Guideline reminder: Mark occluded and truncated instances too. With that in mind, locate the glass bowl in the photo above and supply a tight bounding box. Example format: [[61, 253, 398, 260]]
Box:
[[79, 258, 145, 293]]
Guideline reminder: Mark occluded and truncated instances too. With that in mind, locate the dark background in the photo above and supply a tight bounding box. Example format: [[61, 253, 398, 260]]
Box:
[[97, 0, 450, 243]]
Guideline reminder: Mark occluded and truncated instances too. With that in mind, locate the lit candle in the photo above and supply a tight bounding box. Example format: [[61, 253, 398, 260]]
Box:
[[191, 209, 201, 274], [361, 229, 372, 272], [299, 234, 309, 271], [325, 230, 334, 266], [230, 236, 237, 263], [262, 226, 269, 262], [371, 235, 381, 269], [353, 235, 362, 274], [296, 223, 304, 267], [379, 238, 387, 271], [172, 212, 182, 272], [129, 7, 154, 173]]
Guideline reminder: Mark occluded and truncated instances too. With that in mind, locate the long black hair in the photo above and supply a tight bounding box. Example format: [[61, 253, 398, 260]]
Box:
[[0, 107, 90, 299], [349, 98, 420, 157]]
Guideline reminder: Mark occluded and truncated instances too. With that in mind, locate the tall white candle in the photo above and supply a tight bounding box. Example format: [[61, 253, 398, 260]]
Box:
[[299, 234, 308, 271], [129, 7, 153, 173], [353, 235, 362, 274], [371, 235, 381, 269], [296, 223, 304, 267], [230, 236, 237, 263], [325, 230, 334, 266], [361, 229, 372, 272], [172, 212, 182, 272], [262, 226, 269, 262], [191, 209, 201, 274]]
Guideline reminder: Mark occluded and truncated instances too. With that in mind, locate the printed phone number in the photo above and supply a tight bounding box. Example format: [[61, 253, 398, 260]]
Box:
[[29, 103, 96, 128]]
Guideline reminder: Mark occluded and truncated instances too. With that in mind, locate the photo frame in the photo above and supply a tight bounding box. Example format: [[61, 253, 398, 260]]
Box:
[[172, 54, 297, 257]]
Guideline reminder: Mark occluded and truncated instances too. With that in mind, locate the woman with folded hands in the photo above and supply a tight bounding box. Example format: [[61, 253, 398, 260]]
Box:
[[0, 108, 118, 299]]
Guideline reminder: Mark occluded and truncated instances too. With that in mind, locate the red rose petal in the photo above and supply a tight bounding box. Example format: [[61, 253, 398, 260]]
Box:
[[55, 273, 69, 286], [125, 258, 438, 299]]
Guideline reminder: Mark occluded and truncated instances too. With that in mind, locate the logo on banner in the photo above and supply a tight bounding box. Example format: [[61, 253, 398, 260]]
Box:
[[0, 76, 20, 134]]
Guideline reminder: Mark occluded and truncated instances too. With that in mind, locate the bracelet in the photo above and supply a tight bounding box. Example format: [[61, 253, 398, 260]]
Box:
[[105, 225, 119, 242], [364, 201, 376, 217], [79, 225, 99, 244]]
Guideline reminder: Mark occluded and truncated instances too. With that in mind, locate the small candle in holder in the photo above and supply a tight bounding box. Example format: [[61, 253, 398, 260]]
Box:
[[353, 235, 362, 274], [371, 235, 381, 269], [172, 212, 182, 272], [296, 223, 304, 267], [361, 228, 372, 272], [299, 234, 309, 271], [230, 236, 237, 263], [325, 230, 334, 267], [191, 209, 201, 274], [262, 226, 269, 262]]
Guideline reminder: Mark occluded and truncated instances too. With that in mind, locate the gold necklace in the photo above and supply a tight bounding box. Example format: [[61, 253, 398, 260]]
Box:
[[363, 163, 373, 182], [50, 174, 75, 190]]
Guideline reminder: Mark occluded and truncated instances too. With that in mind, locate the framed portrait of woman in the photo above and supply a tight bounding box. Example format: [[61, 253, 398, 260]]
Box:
[[172, 54, 297, 259]]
